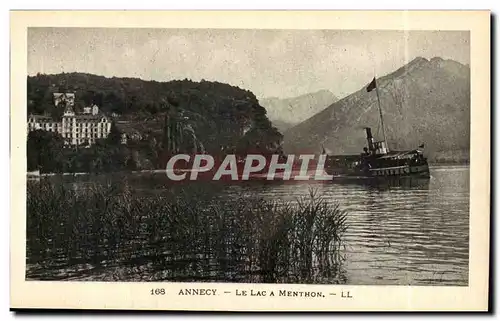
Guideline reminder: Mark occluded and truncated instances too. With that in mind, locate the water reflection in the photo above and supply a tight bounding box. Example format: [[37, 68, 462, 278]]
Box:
[[222, 166, 469, 286]]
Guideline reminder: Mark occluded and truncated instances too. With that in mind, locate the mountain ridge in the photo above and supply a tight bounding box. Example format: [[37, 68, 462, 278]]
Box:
[[283, 57, 470, 163], [259, 89, 338, 132]]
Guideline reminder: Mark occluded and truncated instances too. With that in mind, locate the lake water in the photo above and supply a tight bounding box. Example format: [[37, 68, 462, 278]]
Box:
[[34, 165, 469, 286], [224, 165, 470, 286]]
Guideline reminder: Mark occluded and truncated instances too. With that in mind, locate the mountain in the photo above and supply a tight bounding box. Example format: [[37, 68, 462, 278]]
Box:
[[259, 90, 338, 132], [283, 57, 470, 163]]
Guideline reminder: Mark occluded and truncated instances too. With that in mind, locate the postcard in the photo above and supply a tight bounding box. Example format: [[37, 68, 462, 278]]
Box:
[[10, 10, 490, 311]]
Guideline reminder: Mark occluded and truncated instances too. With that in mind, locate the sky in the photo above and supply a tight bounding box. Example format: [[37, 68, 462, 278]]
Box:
[[28, 28, 470, 99]]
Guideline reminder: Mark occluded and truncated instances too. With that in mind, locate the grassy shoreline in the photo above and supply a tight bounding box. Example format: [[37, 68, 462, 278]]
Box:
[[26, 180, 348, 283]]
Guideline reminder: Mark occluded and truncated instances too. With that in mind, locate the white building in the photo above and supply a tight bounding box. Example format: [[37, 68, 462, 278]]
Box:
[[27, 94, 112, 147], [53, 92, 75, 107]]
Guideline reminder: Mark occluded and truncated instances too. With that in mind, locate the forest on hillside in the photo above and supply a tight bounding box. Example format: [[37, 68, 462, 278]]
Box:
[[27, 73, 283, 173]]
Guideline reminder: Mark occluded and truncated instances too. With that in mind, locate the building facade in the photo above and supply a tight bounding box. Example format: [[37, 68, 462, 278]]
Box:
[[27, 93, 112, 147]]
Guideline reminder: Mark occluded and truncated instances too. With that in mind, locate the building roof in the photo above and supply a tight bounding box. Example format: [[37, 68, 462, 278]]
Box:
[[28, 114, 52, 120], [115, 123, 141, 135], [53, 93, 75, 98], [28, 115, 56, 123], [72, 114, 109, 121], [30, 102, 109, 122], [64, 104, 75, 114]]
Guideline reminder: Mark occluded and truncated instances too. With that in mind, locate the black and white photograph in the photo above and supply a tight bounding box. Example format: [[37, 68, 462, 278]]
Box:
[[24, 26, 472, 285], [10, 10, 490, 311]]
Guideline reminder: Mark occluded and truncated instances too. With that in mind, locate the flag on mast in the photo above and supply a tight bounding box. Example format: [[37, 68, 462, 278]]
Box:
[[366, 77, 377, 92]]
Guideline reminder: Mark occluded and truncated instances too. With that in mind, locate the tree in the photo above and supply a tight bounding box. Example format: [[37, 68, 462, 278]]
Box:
[[27, 130, 65, 173], [107, 121, 122, 146], [82, 90, 95, 106], [27, 73, 285, 163]]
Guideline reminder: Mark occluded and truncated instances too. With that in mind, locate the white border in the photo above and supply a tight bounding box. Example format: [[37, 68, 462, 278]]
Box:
[[3, 3, 496, 319]]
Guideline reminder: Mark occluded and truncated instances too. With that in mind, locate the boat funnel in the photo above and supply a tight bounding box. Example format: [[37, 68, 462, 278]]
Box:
[[365, 127, 375, 151]]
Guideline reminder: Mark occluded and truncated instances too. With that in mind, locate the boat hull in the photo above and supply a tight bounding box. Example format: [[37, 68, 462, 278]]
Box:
[[324, 155, 431, 180]]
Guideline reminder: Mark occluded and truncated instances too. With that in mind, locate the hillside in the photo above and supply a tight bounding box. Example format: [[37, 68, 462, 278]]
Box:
[[283, 57, 470, 163], [27, 73, 283, 159], [259, 90, 338, 132]]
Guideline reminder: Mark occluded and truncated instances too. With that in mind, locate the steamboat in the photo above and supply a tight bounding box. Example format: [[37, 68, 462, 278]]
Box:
[[323, 77, 431, 180]]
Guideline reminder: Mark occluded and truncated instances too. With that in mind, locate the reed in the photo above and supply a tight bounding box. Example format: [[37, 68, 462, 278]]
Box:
[[26, 179, 348, 283]]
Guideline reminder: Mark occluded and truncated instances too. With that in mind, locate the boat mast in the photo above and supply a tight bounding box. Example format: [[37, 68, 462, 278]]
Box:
[[374, 77, 388, 146]]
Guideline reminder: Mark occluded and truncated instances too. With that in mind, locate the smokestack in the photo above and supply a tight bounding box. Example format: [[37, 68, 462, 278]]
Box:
[[365, 127, 373, 139], [365, 127, 374, 151]]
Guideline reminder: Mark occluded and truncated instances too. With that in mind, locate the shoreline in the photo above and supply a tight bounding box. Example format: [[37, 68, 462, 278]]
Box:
[[27, 162, 470, 178]]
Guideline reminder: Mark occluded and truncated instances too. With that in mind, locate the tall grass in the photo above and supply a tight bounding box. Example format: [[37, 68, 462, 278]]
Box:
[[26, 179, 348, 283]]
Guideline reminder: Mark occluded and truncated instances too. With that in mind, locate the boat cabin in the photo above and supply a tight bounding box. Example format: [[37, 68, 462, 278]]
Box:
[[364, 127, 388, 155]]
